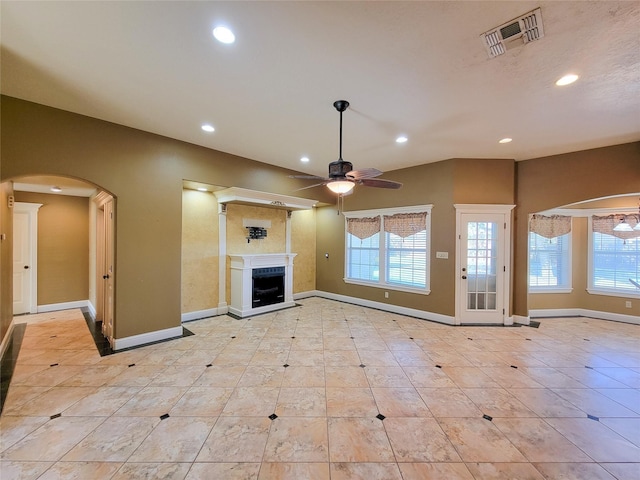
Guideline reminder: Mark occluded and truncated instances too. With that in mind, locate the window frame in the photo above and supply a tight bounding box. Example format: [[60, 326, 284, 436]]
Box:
[[343, 205, 432, 295], [587, 215, 640, 299], [528, 230, 573, 294]]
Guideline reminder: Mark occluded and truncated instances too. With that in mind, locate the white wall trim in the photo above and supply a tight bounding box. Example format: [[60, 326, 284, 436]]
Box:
[[113, 325, 183, 351], [513, 314, 530, 325], [182, 307, 227, 322], [529, 308, 640, 325], [293, 290, 318, 300], [218, 202, 227, 315], [38, 300, 89, 313], [87, 300, 97, 319], [0, 321, 16, 359], [307, 290, 455, 325]]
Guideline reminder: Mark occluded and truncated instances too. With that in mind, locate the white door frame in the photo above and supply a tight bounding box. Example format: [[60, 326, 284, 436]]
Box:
[[454, 204, 515, 325], [94, 191, 115, 347], [13, 202, 42, 314]]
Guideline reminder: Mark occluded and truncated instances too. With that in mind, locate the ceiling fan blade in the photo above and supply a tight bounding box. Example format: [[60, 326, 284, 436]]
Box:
[[358, 178, 403, 189], [292, 182, 327, 192], [289, 175, 327, 180], [346, 168, 382, 180]]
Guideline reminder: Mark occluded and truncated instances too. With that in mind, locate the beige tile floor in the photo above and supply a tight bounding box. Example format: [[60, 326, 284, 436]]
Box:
[[1, 298, 639, 479]]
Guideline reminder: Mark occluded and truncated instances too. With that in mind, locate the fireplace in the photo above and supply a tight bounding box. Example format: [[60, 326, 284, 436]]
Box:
[[252, 266, 285, 307], [228, 253, 296, 317]]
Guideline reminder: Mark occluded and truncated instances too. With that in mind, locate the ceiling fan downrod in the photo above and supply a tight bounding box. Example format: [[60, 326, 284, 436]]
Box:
[[333, 100, 349, 163]]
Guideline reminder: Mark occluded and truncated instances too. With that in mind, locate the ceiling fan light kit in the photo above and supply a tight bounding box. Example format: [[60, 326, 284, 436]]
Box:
[[290, 99, 402, 197]]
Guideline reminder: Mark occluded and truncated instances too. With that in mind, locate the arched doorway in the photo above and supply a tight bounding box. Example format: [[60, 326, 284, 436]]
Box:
[[7, 175, 116, 347], [527, 193, 640, 323]]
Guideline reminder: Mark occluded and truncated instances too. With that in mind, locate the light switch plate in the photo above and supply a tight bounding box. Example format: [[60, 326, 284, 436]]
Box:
[[436, 251, 448, 259]]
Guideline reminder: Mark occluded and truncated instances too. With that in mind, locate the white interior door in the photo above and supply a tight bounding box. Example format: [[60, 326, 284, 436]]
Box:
[[13, 211, 30, 315], [456, 206, 513, 325], [13, 202, 42, 315], [102, 199, 115, 345]]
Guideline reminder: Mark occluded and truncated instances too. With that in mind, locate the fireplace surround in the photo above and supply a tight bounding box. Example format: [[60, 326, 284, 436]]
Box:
[[228, 253, 296, 317]]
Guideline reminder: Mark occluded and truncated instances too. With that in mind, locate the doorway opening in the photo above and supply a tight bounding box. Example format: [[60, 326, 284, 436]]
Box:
[[8, 175, 116, 348]]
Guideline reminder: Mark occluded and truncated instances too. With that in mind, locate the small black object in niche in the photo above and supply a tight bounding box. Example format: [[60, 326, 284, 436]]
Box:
[[246, 227, 267, 243], [246, 226, 267, 243]]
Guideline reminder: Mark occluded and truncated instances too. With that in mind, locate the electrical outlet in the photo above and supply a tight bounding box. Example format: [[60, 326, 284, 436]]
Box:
[[625, 301, 632, 309], [384, 291, 389, 299]]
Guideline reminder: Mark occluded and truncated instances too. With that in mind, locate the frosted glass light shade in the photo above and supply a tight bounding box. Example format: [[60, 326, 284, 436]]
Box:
[[327, 180, 355, 194]]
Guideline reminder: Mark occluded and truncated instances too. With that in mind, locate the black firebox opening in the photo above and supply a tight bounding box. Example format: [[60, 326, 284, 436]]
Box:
[[252, 267, 285, 308]]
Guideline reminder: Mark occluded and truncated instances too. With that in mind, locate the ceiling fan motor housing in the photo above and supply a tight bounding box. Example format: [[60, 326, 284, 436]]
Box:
[[329, 160, 353, 178]]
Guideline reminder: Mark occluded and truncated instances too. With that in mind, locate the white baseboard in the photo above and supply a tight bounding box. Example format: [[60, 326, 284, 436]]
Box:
[[304, 290, 456, 325], [513, 314, 530, 326], [87, 301, 97, 319], [182, 307, 226, 323], [293, 290, 318, 300], [113, 325, 183, 351], [530, 308, 640, 325], [37, 300, 89, 313], [0, 320, 16, 359]]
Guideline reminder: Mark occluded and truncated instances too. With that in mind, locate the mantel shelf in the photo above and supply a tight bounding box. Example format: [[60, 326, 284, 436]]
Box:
[[214, 187, 317, 211]]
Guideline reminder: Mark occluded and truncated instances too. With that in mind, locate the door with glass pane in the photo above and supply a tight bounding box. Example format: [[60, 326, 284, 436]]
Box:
[[458, 213, 507, 324]]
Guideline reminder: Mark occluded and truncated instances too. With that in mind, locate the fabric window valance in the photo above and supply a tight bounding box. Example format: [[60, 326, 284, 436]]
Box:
[[592, 214, 640, 240], [383, 212, 428, 238], [346, 216, 381, 240], [529, 214, 572, 239]]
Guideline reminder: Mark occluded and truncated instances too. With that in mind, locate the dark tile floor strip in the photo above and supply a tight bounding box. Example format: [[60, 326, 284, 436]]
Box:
[[0, 323, 26, 414]]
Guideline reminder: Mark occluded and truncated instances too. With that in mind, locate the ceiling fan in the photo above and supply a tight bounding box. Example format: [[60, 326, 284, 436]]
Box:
[[290, 100, 402, 195]]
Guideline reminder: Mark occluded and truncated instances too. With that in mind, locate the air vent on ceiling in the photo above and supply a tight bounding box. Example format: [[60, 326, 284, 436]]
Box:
[[482, 8, 544, 58]]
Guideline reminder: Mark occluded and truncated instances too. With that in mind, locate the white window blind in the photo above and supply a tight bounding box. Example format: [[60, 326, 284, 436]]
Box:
[[528, 232, 571, 290], [590, 226, 640, 295]]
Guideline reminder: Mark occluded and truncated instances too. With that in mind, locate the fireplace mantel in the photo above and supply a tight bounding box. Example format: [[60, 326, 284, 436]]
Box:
[[228, 253, 296, 317]]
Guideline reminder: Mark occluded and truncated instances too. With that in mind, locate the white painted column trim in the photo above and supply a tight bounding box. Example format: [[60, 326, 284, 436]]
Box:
[[217, 202, 228, 312], [285, 210, 292, 254]]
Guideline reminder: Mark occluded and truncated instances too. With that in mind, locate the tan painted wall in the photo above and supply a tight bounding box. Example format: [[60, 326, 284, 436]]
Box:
[[291, 209, 316, 293], [226, 204, 287, 255], [181, 189, 219, 313], [1, 96, 326, 341], [14, 192, 89, 305], [453, 158, 515, 205], [315, 158, 516, 317], [514, 142, 640, 317], [0, 182, 14, 342]]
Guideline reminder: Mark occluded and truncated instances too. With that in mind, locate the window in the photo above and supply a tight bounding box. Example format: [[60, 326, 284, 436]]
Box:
[[528, 232, 571, 291], [528, 214, 572, 293], [344, 205, 432, 294], [589, 215, 640, 297]]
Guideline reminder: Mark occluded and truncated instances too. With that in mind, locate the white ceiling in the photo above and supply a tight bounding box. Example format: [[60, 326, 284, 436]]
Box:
[[2, 1, 639, 178]]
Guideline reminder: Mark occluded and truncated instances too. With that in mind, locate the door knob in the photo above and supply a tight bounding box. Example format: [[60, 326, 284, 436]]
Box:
[[461, 275, 467, 279], [24, 265, 29, 269]]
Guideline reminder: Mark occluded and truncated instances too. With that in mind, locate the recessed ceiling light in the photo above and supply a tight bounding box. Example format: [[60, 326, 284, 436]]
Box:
[[197, 187, 208, 192], [396, 136, 408, 144], [499, 138, 513, 144], [201, 124, 215, 133], [50, 186, 62, 192], [555, 74, 579, 86], [213, 26, 235, 44], [300, 156, 310, 163]]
